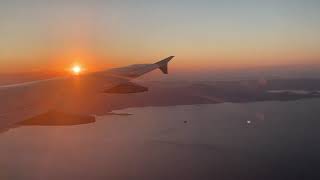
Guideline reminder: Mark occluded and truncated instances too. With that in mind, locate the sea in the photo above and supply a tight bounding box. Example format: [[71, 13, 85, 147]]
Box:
[[1, 99, 320, 180]]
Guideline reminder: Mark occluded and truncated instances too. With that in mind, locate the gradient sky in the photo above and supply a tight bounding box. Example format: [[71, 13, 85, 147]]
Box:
[[1, 0, 320, 72]]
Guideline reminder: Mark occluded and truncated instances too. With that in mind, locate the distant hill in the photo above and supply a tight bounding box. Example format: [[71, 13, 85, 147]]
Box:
[[54, 79, 320, 116], [5, 78, 320, 127]]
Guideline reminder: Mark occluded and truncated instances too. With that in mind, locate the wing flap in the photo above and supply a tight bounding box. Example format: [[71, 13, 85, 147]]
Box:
[[104, 82, 148, 94]]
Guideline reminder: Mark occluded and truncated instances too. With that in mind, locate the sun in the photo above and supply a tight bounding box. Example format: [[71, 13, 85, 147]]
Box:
[[71, 65, 82, 75]]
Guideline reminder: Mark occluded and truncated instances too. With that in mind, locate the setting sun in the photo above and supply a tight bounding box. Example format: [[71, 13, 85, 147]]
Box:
[[71, 65, 82, 75]]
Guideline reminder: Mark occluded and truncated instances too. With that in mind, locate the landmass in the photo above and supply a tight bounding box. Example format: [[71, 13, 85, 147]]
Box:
[[12, 78, 320, 127]]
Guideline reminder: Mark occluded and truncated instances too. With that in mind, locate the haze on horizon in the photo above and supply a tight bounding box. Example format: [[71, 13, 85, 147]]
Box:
[[0, 0, 320, 73]]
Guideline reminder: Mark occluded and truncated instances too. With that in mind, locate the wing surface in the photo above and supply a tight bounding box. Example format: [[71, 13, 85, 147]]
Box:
[[0, 56, 174, 130]]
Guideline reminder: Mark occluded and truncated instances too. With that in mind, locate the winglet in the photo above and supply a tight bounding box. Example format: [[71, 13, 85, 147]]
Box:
[[155, 56, 174, 74]]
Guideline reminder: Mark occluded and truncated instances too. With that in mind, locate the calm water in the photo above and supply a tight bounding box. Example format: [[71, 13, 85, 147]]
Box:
[[1, 99, 320, 180]]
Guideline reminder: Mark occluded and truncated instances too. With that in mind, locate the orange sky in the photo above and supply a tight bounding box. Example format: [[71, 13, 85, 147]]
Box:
[[0, 1, 319, 73]]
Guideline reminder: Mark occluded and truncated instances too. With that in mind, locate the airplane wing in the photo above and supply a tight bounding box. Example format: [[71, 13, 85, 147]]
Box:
[[102, 56, 174, 78], [0, 56, 174, 130]]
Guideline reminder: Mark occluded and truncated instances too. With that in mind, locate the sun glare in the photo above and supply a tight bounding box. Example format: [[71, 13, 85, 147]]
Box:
[[71, 65, 82, 75]]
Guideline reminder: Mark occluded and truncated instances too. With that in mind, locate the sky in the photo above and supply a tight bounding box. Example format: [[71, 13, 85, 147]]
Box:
[[0, 0, 320, 73]]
